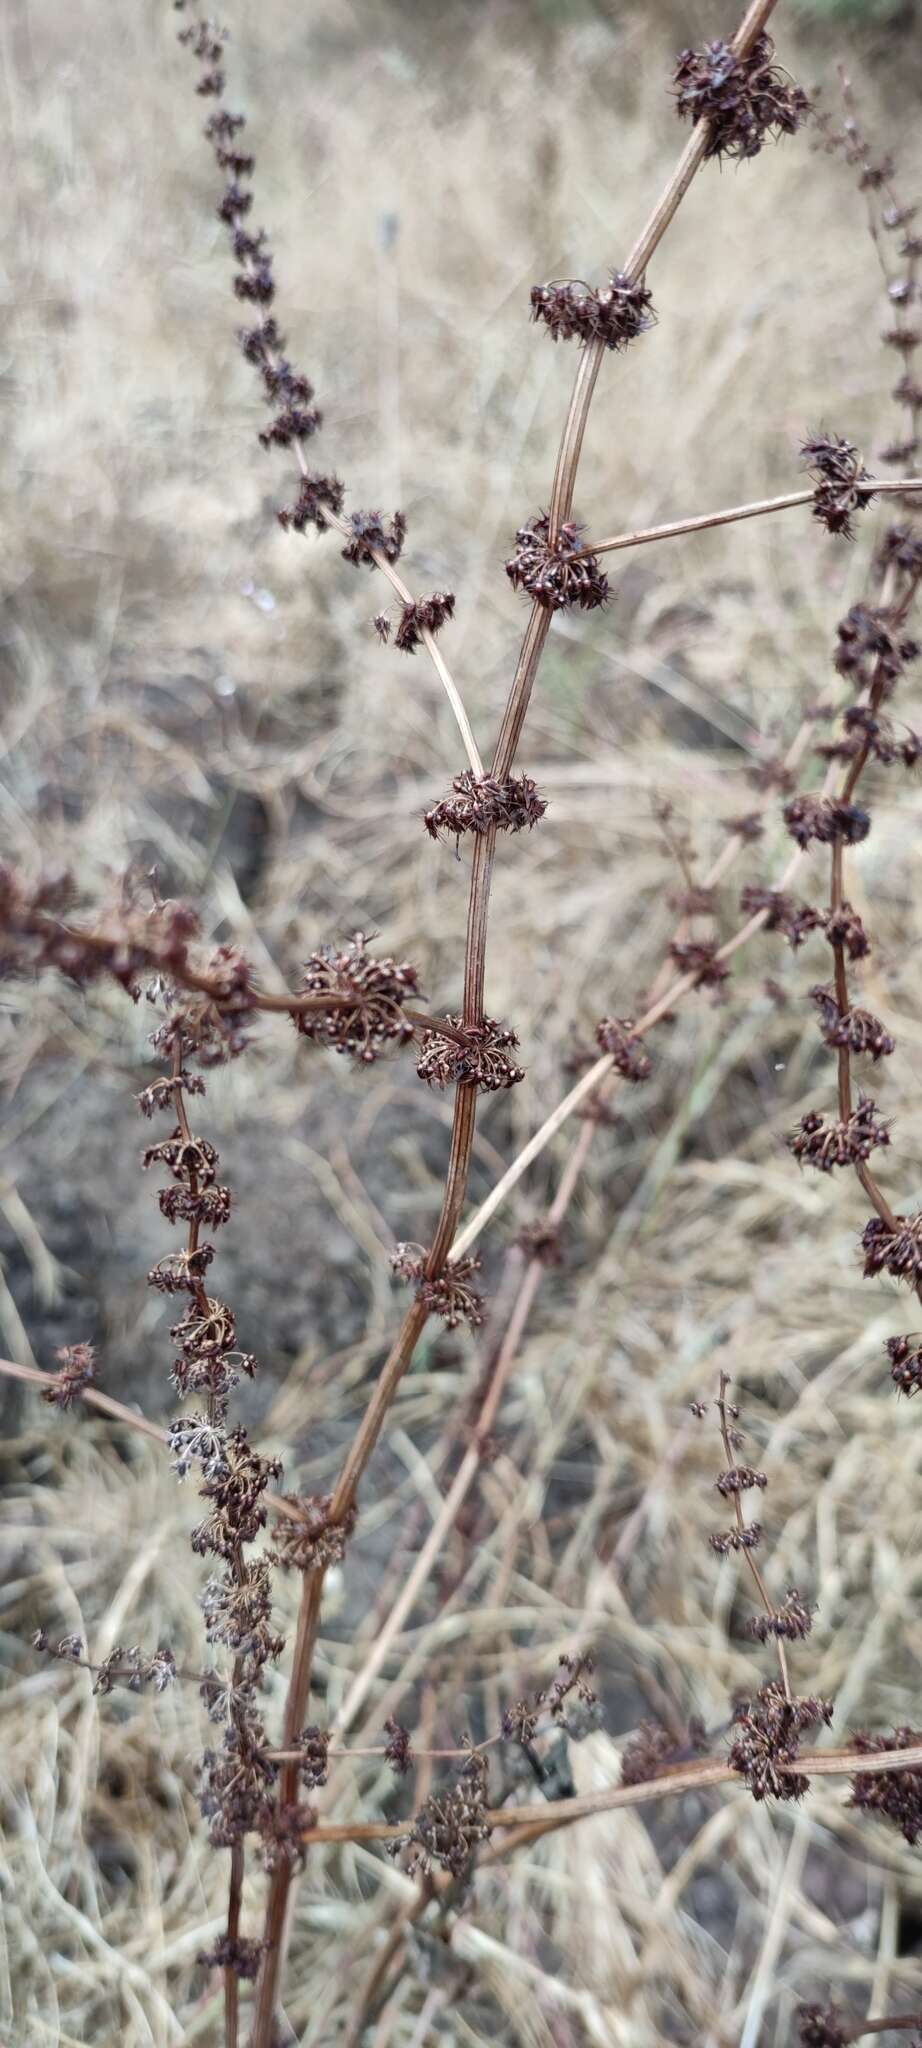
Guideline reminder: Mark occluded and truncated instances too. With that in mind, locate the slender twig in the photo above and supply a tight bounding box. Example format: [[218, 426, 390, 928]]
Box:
[[578, 476, 922, 560]]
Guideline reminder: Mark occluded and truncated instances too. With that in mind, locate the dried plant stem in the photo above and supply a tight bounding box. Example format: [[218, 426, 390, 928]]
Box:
[[581, 476, 922, 560], [249, 11, 781, 2027], [292, 1738, 922, 1851]]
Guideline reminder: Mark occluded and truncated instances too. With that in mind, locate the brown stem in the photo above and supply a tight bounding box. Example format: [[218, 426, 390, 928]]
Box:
[[578, 476, 922, 560]]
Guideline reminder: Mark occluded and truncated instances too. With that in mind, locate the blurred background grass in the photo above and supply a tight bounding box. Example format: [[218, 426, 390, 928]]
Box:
[[3, 1, 922, 2043]]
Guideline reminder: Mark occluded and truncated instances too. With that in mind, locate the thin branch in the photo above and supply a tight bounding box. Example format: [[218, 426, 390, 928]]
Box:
[[579, 476, 922, 560]]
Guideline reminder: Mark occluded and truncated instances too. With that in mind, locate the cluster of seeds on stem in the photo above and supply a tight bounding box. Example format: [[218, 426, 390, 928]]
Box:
[[424, 770, 547, 847], [787, 1097, 890, 1173], [416, 1015, 524, 1092], [390, 1244, 485, 1328], [672, 33, 809, 163], [529, 270, 655, 350], [40, 1342, 97, 1410], [595, 1016, 652, 1083], [801, 431, 874, 538], [505, 515, 609, 612], [293, 933, 420, 1064]]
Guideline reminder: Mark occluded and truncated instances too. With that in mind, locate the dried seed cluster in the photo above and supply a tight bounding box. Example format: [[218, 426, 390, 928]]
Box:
[[416, 1015, 524, 1092], [294, 933, 420, 1064], [400, 1749, 491, 1879], [782, 795, 871, 849], [530, 271, 655, 351], [41, 1342, 97, 1410], [595, 1016, 652, 1083], [424, 769, 547, 846], [887, 1334, 922, 1397], [849, 1727, 922, 1843], [801, 431, 874, 539], [505, 515, 609, 613], [728, 1682, 833, 1802], [787, 1098, 890, 1173], [390, 1244, 485, 1328], [673, 33, 809, 163]]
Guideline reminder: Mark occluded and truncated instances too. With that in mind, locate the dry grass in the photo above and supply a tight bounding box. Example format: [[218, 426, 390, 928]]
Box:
[[3, 0, 922, 2042]]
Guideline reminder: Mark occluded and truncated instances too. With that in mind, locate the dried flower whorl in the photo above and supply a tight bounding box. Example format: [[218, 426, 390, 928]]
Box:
[[505, 514, 608, 613], [530, 270, 655, 351], [294, 933, 420, 1063]]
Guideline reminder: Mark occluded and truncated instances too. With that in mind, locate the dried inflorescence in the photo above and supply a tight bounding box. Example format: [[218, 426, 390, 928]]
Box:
[[41, 1341, 97, 1410], [416, 1015, 524, 1092], [270, 1495, 357, 1575], [393, 590, 456, 654], [530, 270, 656, 351], [505, 514, 608, 613], [787, 1098, 890, 1173], [32, 1629, 178, 1694], [669, 938, 730, 994], [401, 1749, 492, 1879], [340, 509, 407, 569], [728, 1682, 833, 1802], [849, 1727, 922, 1843], [277, 472, 345, 534], [424, 769, 547, 846], [715, 1463, 767, 1498], [673, 33, 809, 163], [862, 1212, 922, 1286], [835, 603, 919, 696], [383, 1718, 414, 1776], [801, 432, 873, 538], [294, 933, 420, 1064], [748, 1587, 814, 1643], [797, 2005, 849, 2048], [619, 1717, 707, 1787], [595, 1016, 652, 1083], [782, 795, 871, 849], [177, 20, 327, 484], [810, 985, 895, 1061], [296, 1725, 331, 1790], [887, 1334, 922, 1396], [390, 1244, 485, 1328], [198, 1935, 267, 1983]]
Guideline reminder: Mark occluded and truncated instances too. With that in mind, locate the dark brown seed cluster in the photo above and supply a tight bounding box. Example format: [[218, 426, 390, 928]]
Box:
[[669, 938, 730, 994], [849, 1727, 922, 1843], [748, 1587, 814, 1643], [595, 1016, 652, 1083], [198, 1935, 266, 1983], [176, 18, 324, 473], [862, 1213, 922, 1285], [296, 1725, 331, 1790], [32, 1630, 177, 1694], [782, 795, 871, 849], [277, 473, 345, 534], [294, 933, 420, 1064], [390, 1245, 485, 1328], [887, 1334, 922, 1396], [392, 591, 456, 654], [424, 770, 547, 846], [401, 1749, 491, 1879], [672, 33, 809, 163], [710, 1522, 763, 1556], [340, 509, 407, 570], [787, 1098, 889, 1173], [505, 515, 609, 613], [835, 603, 919, 697], [715, 1464, 767, 1498], [41, 1341, 97, 1410], [728, 1682, 833, 1802], [801, 432, 873, 539], [529, 271, 656, 351], [810, 985, 895, 1061], [270, 1495, 357, 1574], [416, 1015, 524, 1092], [619, 1718, 707, 1787], [383, 1718, 414, 1775], [797, 2004, 849, 2048]]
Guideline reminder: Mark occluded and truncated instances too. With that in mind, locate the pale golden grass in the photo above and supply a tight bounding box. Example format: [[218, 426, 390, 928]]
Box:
[[3, 0, 922, 2042]]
